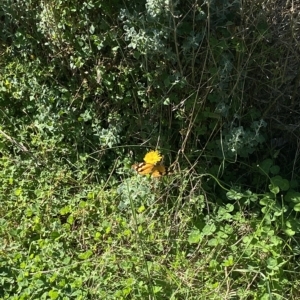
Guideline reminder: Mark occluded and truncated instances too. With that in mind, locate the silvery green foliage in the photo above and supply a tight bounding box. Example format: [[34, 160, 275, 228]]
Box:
[[93, 112, 123, 148], [119, 0, 206, 56], [117, 177, 156, 211], [38, 2, 60, 46], [146, 0, 169, 18], [222, 120, 267, 158], [119, 0, 176, 56]]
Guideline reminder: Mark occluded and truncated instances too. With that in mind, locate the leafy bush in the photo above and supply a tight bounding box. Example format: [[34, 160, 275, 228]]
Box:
[[1, 0, 300, 298]]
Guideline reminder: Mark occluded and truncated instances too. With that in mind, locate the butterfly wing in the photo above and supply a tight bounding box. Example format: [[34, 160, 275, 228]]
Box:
[[132, 162, 168, 177], [151, 164, 167, 177], [132, 162, 155, 175]]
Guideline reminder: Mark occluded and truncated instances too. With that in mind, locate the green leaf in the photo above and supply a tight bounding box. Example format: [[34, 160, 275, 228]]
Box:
[[270, 165, 280, 175], [153, 286, 163, 294], [270, 175, 290, 191], [293, 203, 300, 212], [89, 24, 95, 34], [284, 190, 300, 204], [87, 192, 94, 199], [268, 184, 280, 195], [226, 189, 243, 200], [79, 201, 87, 208], [284, 228, 295, 236], [67, 215, 74, 225], [14, 188, 22, 196], [259, 195, 272, 206], [202, 223, 216, 236], [259, 159, 273, 174], [188, 229, 201, 244], [267, 257, 279, 270], [60, 205, 71, 215], [222, 255, 234, 267], [207, 238, 219, 246], [78, 250, 93, 260], [261, 294, 271, 300], [48, 290, 59, 300]]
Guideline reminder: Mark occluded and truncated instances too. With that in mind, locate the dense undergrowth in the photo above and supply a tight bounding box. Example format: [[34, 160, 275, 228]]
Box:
[[1, 0, 300, 299]]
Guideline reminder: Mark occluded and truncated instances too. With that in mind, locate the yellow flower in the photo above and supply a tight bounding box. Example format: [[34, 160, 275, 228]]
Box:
[[143, 150, 162, 164]]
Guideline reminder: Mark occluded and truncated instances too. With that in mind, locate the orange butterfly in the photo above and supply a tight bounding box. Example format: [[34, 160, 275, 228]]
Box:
[[132, 162, 168, 178]]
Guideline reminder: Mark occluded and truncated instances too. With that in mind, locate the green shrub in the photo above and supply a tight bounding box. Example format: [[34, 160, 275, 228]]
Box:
[[1, 0, 300, 298]]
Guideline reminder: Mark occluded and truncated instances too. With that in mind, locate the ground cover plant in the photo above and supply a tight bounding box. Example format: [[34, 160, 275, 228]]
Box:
[[1, 0, 300, 299]]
